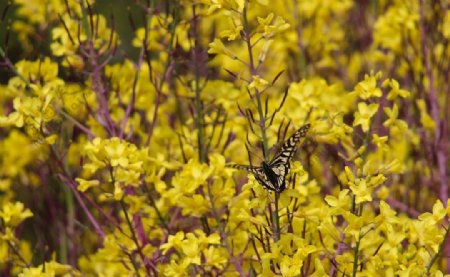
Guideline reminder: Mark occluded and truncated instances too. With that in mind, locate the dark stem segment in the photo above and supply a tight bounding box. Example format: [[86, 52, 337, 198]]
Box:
[[192, 5, 206, 163], [273, 192, 281, 241]]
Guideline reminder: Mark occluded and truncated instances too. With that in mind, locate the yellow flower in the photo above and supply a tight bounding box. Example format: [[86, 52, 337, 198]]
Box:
[[123, 195, 146, 214], [280, 255, 302, 277], [342, 211, 364, 240], [373, 4, 418, 53], [257, 13, 290, 38], [372, 134, 389, 152], [0, 131, 37, 178], [1, 227, 16, 241], [248, 75, 269, 91], [418, 200, 446, 225], [76, 178, 100, 192], [220, 26, 243, 41], [349, 178, 372, 204], [353, 102, 379, 132], [442, 11, 450, 39], [178, 194, 211, 216], [181, 234, 202, 265], [416, 99, 436, 131], [382, 79, 410, 100], [353, 73, 382, 99], [104, 138, 130, 167], [163, 259, 190, 277], [44, 134, 58, 145], [15, 57, 59, 83], [376, 186, 390, 200], [367, 174, 386, 188], [161, 232, 185, 254], [208, 0, 244, 14], [325, 189, 351, 214], [164, 159, 212, 204], [208, 38, 236, 59], [0, 202, 33, 227], [51, 14, 120, 68], [203, 247, 228, 270], [19, 261, 79, 277], [375, 201, 399, 225], [309, 258, 327, 277], [383, 103, 399, 128]]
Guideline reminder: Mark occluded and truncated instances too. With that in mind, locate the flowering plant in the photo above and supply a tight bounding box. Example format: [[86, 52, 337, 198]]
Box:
[[0, 0, 448, 276]]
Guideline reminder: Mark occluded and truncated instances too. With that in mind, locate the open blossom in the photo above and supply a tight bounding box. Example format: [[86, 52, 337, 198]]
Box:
[[353, 102, 379, 132]]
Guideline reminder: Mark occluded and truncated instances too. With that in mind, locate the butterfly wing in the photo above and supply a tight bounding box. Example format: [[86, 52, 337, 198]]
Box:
[[227, 164, 278, 191], [267, 124, 311, 191], [269, 124, 310, 168]]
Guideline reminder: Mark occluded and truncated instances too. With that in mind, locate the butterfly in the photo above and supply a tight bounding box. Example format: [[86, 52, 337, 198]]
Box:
[[228, 124, 310, 193]]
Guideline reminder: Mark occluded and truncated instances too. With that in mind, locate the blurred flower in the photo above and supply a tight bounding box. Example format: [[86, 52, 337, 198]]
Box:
[[208, 39, 237, 59], [353, 73, 382, 99], [248, 75, 269, 91], [382, 79, 410, 100], [0, 202, 33, 227], [416, 99, 436, 131], [353, 102, 379, 132]]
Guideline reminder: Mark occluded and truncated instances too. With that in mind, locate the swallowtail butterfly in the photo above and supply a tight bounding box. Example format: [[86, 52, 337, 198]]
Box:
[[229, 124, 310, 193]]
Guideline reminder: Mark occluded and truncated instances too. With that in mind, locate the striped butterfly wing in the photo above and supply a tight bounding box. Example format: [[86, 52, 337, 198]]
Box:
[[228, 164, 278, 191], [267, 124, 311, 190], [269, 124, 310, 168]]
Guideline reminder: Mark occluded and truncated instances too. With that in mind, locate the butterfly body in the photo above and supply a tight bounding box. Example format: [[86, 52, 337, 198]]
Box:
[[229, 124, 310, 193]]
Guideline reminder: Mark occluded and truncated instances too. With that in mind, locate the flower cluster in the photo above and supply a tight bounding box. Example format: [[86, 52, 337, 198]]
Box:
[[0, 0, 448, 276]]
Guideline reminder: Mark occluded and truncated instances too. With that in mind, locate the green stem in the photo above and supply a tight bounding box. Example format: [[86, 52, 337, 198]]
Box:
[[352, 232, 361, 277], [242, 1, 269, 158], [243, 0, 277, 241], [205, 180, 245, 275], [119, 200, 144, 277], [255, 90, 270, 159], [62, 183, 75, 264], [192, 5, 206, 163], [143, 185, 170, 232], [79, 0, 92, 40], [426, 224, 450, 273]]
